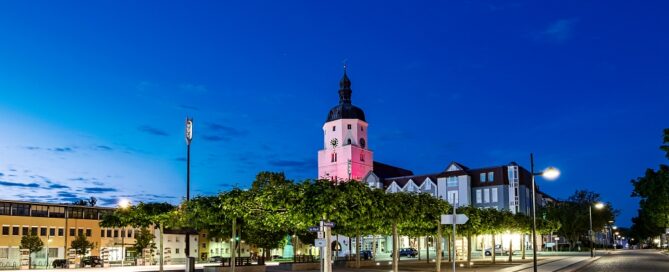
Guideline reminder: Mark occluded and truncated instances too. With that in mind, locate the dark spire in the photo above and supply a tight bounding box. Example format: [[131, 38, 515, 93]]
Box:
[[338, 65, 352, 104]]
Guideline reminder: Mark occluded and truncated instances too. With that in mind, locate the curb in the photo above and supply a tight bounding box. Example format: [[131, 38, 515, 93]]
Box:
[[555, 256, 601, 272]]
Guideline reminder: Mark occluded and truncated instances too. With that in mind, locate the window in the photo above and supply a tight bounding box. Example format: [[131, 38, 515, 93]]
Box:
[[22, 227, 28, 236], [107, 229, 112, 237], [50, 228, 55, 236], [0, 248, 8, 258], [40, 227, 47, 236], [86, 229, 92, 237], [113, 230, 118, 238], [175, 248, 180, 254], [447, 191, 459, 205], [488, 172, 494, 182], [12, 204, 30, 216], [347, 124, 352, 130], [78, 229, 83, 236], [176, 237, 180, 242], [347, 138, 351, 145], [121, 230, 125, 238], [484, 189, 490, 203], [0, 203, 11, 215], [492, 188, 498, 202], [49, 206, 65, 218], [480, 173, 486, 182], [31, 227, 38, 235], [13, 226, 19, 235], [202, 233, 206, 238], [360, 153, 365, 162], [332, 126, 336, 131], [447, 176, 458, 187], [58, 228, 64, 236], [70, 208, 84, 219], [31, 205, 49, 217], [2, 226, 8, 235], [128, 229, 133, 238], [202, 243, 206, 248], [101, 230, 105, 237], [361, 126, 364, 131], [48, 248, 58, 258], [476, 190, 482, 204]]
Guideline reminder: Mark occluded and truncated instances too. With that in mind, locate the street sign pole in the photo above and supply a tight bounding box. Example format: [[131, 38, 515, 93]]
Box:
[[452, 201, 456, 272]]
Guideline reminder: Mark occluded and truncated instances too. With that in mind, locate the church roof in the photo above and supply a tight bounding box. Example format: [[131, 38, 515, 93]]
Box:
[[326, 69, 366, 122], [372, 161, 414, 179]]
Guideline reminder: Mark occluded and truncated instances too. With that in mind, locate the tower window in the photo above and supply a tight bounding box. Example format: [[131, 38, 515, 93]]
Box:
[[347, 139, 351, 145], [347, 124, 352, 130], [360, 153, 365, 162], [361, 127, 364, 131], [332, 126, 336, 131], [331, 153, 338, 162]]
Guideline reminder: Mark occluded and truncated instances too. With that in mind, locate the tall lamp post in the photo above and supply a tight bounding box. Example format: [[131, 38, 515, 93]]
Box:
[[589, 202, 605, 257], [185, 118, 194, 271], [118, 199, 131, 267], [530, 153, 560, 272]]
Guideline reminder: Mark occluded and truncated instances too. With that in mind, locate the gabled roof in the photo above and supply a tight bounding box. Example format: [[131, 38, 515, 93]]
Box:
[[384, 173, 440, 188], [445, 161, 469, 172], [373, 161, 414, 179]]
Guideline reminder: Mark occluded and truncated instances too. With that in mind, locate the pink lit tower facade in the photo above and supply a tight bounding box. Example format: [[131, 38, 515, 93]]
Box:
[[317, 69, 374, 182]]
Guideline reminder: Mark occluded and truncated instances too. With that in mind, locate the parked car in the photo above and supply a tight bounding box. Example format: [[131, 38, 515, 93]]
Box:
[[81, 256, 103, 267], [359, 250, 373, 260], [484, 245, 508, 256], [52, 259, 67, 268], [390, 248, 418, 258]]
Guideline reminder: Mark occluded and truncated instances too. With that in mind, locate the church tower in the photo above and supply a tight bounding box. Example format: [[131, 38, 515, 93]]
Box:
[[317, 68, 374, 182]]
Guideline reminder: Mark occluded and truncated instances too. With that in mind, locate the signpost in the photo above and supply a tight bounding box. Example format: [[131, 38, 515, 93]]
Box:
[[441, 199, 468, 272], [313, 220, 334, 272]]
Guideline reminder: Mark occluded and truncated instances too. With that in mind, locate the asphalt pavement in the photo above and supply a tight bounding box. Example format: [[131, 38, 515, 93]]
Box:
[[575, 249, 669, 272]]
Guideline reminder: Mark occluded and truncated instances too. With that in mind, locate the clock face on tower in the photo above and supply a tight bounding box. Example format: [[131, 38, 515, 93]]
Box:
[[330, 138, 339, 148]]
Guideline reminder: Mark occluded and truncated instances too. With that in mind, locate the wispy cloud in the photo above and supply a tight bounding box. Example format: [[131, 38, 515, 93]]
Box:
[[179, 83, 208, 94], [96, 145, 113, 151], [201, 135, 229, 142], [0, 181, 40, 188], [51, 147, 74, 153], [208, 123, 247, 136], [83, 187, 117, 193], [47, 183, 70, 189], [536, 18, 578, 44], [268, 158, 315, 174], [138, 125, 169, 136]]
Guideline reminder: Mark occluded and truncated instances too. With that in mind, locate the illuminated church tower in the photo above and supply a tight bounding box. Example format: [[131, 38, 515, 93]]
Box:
[[317, 68, 374, 182]]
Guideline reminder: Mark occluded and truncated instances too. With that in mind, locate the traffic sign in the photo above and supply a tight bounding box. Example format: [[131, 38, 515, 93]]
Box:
[[323, 222, 335, 228], [317, 231, 324, 239], [441, 214, 469, 225], [308, 226, 320, 232], [315, 238, 326, 247]]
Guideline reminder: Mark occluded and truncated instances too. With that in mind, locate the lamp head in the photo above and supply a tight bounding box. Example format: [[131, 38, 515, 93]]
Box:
[[541, 167, 560, 180], [594, 202, 605, 209], [118, 199, 131, 209], [185, 117, 193, 144]]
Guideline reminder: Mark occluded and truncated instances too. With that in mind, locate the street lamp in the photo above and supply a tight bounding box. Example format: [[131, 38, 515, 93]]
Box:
[[589, 202, 605, 257], [118, 199, 131, 267], [46, 238, 52, 269], [530, 153, 560, 272], [185, 117, 194, 271]]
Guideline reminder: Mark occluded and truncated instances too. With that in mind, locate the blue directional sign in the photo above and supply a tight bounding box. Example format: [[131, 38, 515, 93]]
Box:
[[308, 226, 320, 232], [323, 222, 335, 228]]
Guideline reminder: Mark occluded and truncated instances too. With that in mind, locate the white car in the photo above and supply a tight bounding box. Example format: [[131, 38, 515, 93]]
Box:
[[484, 245, 508, 256]]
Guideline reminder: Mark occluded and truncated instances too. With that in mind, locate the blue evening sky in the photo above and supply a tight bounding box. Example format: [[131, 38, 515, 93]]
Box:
[[1, 1, 667, 227]]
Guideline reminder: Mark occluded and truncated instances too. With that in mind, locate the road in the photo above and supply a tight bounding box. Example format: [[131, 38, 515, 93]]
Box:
[[577, 249, 669, 272]]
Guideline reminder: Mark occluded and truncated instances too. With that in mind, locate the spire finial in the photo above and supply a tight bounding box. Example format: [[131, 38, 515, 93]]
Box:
[[338, 63, 352, 104]]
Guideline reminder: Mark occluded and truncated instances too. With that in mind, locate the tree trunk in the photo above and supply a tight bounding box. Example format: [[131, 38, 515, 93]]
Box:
[[159, 225, 164, 272], [521, 234, 526, 260], [508, 236, 513, 262], [447, 233, 451, 262], [426, 236, 430, 263], [467, 235, 472, 267], [355, 231, 361, 268], [372, 235, 377, 261], [418, 236, 421, 260], [231, 218, 237, 272], [436, 223, 442, 272], [492, 233, 496, 264], [392, 223, 399, 272]]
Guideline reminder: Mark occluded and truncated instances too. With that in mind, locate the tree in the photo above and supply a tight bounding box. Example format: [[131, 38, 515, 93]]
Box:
[[20, 233, 43, 269], [133, 228, 156, 260], [661, 128, 669, 159], [71, 234, 95, 266]]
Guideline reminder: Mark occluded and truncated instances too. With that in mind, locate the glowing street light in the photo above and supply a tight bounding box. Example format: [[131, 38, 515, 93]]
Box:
[[117, 199, 131, 267], [589, 202, 605, 257], [118, 199, 131, 209], [529, 153, 560, 272]]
